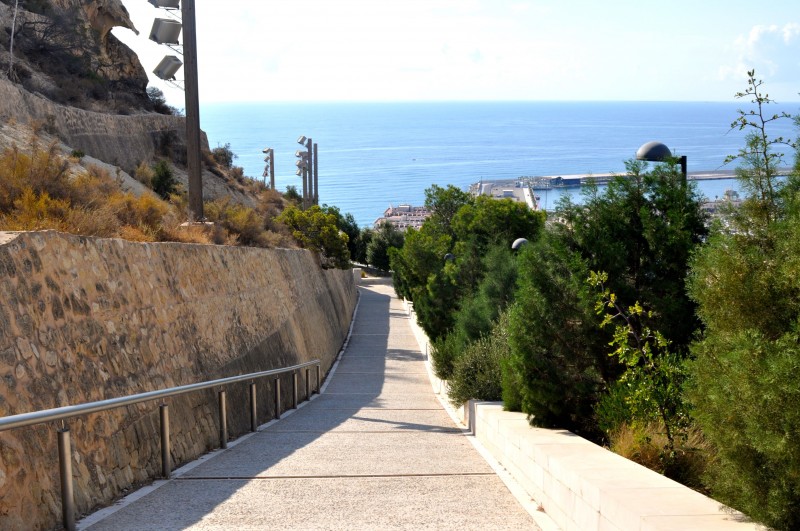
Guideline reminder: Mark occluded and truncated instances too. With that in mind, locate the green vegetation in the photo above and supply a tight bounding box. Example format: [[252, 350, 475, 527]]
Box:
[[390, 72, 800, 529], [686, 71, 800, 530], [277, 205, 351, 269]]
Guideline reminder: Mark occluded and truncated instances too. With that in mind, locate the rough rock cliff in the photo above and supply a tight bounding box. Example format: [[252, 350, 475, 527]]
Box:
[[0, 0, 258, 206], [0, 0, 149, 110]]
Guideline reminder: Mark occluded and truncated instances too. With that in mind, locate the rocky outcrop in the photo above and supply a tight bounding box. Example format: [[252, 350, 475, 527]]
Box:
[[0, 230, 357, 530], [1, 0, 150, 105]]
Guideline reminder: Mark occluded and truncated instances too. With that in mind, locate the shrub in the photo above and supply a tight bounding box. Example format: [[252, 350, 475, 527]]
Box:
[[211, 143, 236, 169], [134, 162, 154, 187], [204, 198, 266, 247], [151, 160, 177, 199], [447, 313, 510, 406]]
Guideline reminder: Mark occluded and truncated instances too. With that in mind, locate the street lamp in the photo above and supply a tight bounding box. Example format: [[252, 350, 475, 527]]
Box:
[[262, 147, 274, 189], [511, 238, 529, 250], [636, 141, 687, 185]]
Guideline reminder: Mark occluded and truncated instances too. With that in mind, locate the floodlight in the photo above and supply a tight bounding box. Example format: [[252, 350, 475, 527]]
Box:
[[153, 55, 182, 80], [296, 160, 307, 169], [295, 150, 307, 158], [149, 18, 182, 44], [148, 0, 180, 8], [262, 147, 273, 153], [297, 135, 307, 145], [295, 169, 303, 176]]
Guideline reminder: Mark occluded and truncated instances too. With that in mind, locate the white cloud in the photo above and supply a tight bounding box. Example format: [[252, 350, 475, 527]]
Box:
[[720, 23, 800, 86]]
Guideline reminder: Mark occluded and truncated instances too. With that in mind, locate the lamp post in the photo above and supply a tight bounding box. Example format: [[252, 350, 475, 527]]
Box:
[[636, 141, 687, 186], [262, 147, 274, 189]]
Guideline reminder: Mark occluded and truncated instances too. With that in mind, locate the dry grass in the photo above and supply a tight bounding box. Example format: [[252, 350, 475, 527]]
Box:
[[609, 422, 712, 494], [0, 138, 297, 250]]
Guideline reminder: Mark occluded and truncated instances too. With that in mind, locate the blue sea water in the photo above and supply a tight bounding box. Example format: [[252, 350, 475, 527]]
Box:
[[200, 101, 799, 228]]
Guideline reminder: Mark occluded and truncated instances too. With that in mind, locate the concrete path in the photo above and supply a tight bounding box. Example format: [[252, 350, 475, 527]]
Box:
[[82, 279, 540, 530]]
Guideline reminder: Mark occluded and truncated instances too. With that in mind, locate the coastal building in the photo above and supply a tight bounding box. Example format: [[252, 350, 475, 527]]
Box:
[[373, 204, 431, 231]]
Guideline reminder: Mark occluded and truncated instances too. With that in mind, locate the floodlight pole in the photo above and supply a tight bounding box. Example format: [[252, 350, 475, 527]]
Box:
[[313, 143, 319, 205], [305, 138, 313, 208], [182, 0, 203, 221], [268, 149, 275, 189]]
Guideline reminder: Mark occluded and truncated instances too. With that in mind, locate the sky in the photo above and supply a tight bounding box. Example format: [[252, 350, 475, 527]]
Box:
[[113, 0, 800, 105]]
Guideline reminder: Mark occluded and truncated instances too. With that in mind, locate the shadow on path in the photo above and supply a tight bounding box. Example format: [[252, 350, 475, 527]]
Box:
[[82, 279, 538, 530]]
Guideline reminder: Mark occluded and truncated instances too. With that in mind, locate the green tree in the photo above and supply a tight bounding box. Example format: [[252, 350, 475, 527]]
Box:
[[424, 184, 472, 238], [687, 72, 800, 530], [505, 233, 608, 436], [562, 159, 707, 354], [353, 227, 373, 264], [366, 222, 404, 271], [278, 205, 350, 269], [431, 243, 517, 379]]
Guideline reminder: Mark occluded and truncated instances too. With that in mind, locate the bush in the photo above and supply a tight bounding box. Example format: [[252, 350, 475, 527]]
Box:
[[211, 143, 236, 169], [447, 313, 510, 406], [151, 160, 177, 199]]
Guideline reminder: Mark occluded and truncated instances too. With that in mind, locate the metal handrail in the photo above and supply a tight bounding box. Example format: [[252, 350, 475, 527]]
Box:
[[0, 359, 323, 531], [0, 359, 319, 432]]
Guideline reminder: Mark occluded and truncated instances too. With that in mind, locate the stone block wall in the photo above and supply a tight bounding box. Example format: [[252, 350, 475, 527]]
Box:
[[0, 77, 194, 173], [0, 230, 357, 530]]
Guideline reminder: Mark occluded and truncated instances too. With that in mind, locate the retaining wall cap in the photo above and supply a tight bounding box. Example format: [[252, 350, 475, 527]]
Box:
[[0, 232, 20, 246]]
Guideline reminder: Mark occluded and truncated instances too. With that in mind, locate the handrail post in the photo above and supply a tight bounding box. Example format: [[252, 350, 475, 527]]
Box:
[[292, 371, 298, 409], [58, 427, 76, 531], [274, 377, 281, 420], [306, 368, 311, 400], [316, 363, 321, 394], [218, 390, 228, 449], [250, 383, 258, 432], [160, 404, 170, 479]]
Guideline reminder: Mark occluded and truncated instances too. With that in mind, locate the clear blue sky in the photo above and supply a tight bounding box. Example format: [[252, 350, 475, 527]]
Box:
[[115, 0, 800, 105]]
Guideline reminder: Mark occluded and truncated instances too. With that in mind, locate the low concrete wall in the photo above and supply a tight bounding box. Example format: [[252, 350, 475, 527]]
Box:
[[472, 404, 759, 531], [402, 297, 759, 531], [0, 231, 357, 530]]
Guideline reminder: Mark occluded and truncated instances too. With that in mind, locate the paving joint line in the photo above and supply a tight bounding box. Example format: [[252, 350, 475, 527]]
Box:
[[175, 472, 497, 481]]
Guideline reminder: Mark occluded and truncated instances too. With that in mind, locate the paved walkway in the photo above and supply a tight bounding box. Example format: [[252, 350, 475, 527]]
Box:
[[82, 279, 540, 530]]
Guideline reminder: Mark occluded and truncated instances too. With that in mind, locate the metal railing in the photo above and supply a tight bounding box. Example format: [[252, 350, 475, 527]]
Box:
[[0, 360, 322, 531]]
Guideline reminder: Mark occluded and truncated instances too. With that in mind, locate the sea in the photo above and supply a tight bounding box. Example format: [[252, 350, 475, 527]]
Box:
[[200, 101, 800, 228]]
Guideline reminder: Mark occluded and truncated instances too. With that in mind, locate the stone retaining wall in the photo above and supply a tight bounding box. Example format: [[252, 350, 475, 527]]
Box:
[[0, 231, 357, 530], [0, 77, 194, 173]]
